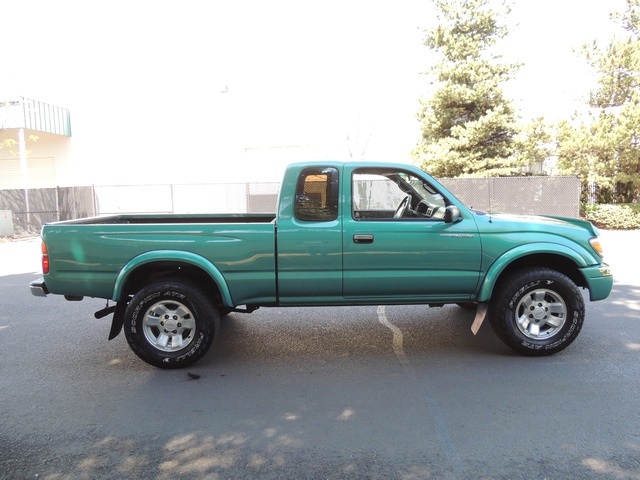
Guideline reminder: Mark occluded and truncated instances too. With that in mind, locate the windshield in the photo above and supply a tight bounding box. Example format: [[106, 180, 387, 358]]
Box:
[[401, 173, 446, 208]]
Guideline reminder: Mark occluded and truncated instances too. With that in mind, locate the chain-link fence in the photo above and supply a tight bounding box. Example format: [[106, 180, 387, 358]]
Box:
[[94, 183, 280, 216], [1, 176, 579, 236], [1, 183, 280, 235], [0, 186, 97, 235], [438, 176, 580, 217]]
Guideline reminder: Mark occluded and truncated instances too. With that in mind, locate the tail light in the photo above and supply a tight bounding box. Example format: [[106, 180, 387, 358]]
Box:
[[41, 241, 50, 274]]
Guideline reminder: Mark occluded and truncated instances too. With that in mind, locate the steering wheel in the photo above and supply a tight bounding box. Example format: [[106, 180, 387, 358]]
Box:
[[393, 195, 411, 219]]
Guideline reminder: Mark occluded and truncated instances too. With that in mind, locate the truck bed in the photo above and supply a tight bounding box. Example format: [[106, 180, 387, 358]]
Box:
[[41, 215, 278, 303]]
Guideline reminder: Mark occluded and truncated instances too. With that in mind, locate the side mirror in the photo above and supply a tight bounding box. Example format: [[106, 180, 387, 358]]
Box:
[[444, 205, 461, 223]]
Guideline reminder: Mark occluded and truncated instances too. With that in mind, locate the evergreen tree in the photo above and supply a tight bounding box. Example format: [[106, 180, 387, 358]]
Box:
[[514, 117, 553, 174], [557, 0, 640, 203], [413, 0, 522, 177]]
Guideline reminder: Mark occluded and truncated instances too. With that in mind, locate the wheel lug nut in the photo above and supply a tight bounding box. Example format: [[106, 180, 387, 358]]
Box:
[[160, 321, 164, 326], [177, 323, 182, 327], [165, 315, 169, 319], [173, 330, 178, 334], [173, 315, 178, 320]]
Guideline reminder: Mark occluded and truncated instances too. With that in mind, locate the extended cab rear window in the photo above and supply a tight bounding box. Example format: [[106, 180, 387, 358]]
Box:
[[294, 167, 339, 222]]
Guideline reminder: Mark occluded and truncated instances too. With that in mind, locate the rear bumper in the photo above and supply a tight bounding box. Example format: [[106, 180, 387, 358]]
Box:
[[30, 278, 49, 297]]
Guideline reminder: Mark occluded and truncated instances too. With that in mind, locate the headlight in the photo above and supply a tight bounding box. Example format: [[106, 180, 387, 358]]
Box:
[[599, 265, 612, 277]]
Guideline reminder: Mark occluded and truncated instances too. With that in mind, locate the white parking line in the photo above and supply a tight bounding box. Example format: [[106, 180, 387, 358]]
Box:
[[376, 305, 410, 367], [376, 305, 463, 478]]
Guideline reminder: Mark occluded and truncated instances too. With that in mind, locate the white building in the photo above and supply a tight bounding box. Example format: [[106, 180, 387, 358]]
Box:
[[0, 1, 429, 190]]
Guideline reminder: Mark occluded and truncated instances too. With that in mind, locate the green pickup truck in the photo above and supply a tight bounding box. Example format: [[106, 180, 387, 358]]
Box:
[[30, 162, 613, 368]]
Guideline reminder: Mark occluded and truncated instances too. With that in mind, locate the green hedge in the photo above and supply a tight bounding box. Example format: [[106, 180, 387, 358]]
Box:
[[581, 203, 640, 230]]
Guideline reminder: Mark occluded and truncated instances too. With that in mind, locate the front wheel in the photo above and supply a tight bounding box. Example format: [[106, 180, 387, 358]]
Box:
[[489, 268, 585, 356], [123, 280, 220, 368]]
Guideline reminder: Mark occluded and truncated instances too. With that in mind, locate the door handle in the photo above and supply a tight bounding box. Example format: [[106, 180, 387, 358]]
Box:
[[353, 234, 374, 244]]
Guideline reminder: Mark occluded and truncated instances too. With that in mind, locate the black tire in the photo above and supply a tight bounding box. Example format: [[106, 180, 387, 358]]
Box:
[[123, 280, 220, 368], [489, 267, 585, 356]]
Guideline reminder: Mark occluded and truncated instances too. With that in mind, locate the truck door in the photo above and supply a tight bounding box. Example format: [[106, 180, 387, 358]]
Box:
[[342, 166, 481, 301], [276, 166, 344, 304]]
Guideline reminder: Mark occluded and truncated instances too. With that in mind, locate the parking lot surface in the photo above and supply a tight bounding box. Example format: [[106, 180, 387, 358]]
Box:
[[1, 231, 638, 479]]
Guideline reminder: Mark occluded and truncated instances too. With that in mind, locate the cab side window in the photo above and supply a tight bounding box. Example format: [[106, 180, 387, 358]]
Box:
[[353, 170, 405, 215], [352, 167, 448, 221], [352, 169, 406, 220], [295, 167, 339, 222]]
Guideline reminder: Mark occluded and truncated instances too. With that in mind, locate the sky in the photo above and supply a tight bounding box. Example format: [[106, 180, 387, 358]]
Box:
[[503, 0, 627, 120], [0, 0, 631, 183]]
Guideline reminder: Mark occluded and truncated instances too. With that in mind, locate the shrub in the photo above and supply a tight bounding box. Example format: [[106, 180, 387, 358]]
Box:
[[581, 203, 640, 230]]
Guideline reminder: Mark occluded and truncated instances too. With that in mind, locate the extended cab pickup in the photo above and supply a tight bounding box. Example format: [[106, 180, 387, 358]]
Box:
[[31, 162, 613, 368]]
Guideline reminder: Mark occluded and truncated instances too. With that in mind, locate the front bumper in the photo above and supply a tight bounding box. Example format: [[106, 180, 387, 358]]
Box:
[[30, 278, 49, 297], [581, 264, 614, 301]]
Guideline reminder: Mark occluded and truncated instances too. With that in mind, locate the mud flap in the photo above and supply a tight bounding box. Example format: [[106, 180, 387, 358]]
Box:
[[107, 302, 127, 340], [471, 302, 489, 335]]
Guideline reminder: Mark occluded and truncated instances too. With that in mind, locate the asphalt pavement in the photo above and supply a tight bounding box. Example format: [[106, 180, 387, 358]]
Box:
[[0, 231, 638, 479]]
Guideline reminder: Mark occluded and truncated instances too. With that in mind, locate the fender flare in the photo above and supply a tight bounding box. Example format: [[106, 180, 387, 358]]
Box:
[[476, 243, 588, 302], [111, 250, 234, 307]]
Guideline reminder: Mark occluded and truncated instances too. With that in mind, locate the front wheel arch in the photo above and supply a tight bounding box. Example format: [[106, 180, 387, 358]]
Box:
[[478, 251, 587, 302]]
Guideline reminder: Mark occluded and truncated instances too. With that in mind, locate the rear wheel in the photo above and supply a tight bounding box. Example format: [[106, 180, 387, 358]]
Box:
[[489, 268, 585, 356], [124, 280, 219, 368]]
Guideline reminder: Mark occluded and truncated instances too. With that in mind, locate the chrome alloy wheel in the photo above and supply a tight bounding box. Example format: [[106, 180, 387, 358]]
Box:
[[142, 300, 197, 352], [514, 288, 567, 340]]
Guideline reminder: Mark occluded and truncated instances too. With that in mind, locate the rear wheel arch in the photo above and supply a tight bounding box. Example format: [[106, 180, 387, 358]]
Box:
[[124, 263, 226, 303], [112, 252, 234, 308]]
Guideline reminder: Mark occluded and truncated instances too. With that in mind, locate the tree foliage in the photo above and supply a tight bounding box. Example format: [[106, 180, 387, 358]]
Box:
[[514, 117, 553, 173], [413, 0, 524, 177], [557, 0, 640, 203]]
